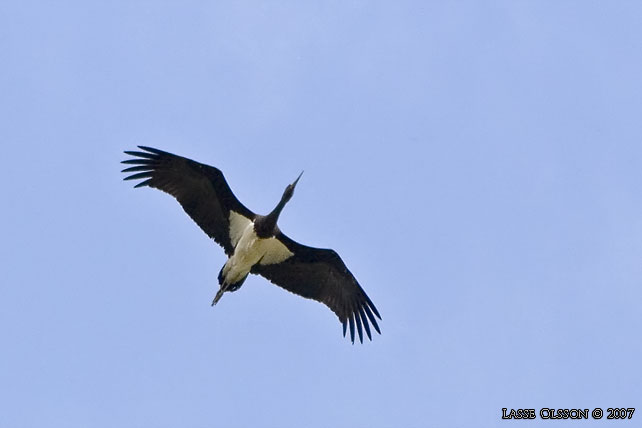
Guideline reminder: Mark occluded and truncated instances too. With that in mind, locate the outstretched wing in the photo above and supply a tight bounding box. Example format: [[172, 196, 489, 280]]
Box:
[[121, 146, 255, 255], [251, 233, 381, 344]]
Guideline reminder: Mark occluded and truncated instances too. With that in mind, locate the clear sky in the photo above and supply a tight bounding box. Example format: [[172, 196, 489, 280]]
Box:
[[1, 1, 641, 427]]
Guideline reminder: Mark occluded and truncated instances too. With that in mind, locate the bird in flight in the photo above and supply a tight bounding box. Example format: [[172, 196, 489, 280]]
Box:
[[121, 146, 381, 343]]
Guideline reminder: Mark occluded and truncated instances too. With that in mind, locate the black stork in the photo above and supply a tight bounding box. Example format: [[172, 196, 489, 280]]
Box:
[[121, 146, 381, 343]]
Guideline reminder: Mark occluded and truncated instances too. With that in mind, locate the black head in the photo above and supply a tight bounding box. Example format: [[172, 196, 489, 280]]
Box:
[[281, 171, 303, 203]]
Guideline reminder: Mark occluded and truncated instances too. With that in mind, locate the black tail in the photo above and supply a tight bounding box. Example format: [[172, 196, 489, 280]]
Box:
[[217, 265, 225, 286]]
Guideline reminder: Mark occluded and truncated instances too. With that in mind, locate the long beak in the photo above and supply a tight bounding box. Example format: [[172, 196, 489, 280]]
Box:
[[292, 170, 304, 188]]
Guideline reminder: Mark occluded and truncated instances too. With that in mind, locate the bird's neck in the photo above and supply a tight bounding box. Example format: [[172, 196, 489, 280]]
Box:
[[255, 197, 287, 238], [266, 197, 288, 227]]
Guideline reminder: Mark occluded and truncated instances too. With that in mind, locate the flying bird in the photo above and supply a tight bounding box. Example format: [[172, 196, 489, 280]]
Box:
[[121, 146, 381, 343]]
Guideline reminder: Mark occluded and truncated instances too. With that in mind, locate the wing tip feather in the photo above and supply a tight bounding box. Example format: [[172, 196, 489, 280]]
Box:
[[348, 316, 355, 344], [354, 311, 364, 344], [358, 307, 372, 341], [137, 145, 167, 155], [362, 304, 381, 335], [123, 171, 153, 181], [133, 178, 153, 188]]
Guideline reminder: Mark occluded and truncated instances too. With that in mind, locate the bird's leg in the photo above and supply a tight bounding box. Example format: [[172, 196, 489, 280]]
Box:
[[212, 286, 226, 305], [212, 271, 247, 306]]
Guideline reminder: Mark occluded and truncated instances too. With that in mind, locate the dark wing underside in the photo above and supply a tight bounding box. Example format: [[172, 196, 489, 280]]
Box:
[[121, 146, 255, 254], [251, 233, 382, 344]]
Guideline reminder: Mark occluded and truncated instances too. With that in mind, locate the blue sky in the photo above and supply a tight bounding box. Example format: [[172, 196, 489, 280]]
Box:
[[1, 1, 641, 427]]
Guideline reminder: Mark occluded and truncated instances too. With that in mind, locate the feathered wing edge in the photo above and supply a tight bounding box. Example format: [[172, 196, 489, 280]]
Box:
[[121, 146, 255, 254], [252, 234, 381, 344]]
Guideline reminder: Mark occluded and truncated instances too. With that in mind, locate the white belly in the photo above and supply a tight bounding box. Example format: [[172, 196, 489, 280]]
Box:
[[222, 212, 294, 285]]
